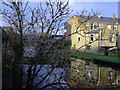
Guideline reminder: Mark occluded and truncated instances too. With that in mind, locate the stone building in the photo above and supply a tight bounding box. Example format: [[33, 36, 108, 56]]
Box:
[[64, 14, 119, 53]]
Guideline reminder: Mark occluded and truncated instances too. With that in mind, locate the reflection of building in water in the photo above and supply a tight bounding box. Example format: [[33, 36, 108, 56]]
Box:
[[65, 58, 120, 88]]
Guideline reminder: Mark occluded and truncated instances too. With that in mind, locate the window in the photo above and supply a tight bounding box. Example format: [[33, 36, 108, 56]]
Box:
[[114, 26, 117, 30], [90, 24, 97, 29], [107, 25, 111, 29], [90, 34, 94, 42], [108, 71, 113, 80], [110, 34, 114, 42], [77, 35, 80, 41], [90, 24, 94, 29], [88, 69, 93, 78], [97, 24, 100, 28], [94, 25, 97, 29]]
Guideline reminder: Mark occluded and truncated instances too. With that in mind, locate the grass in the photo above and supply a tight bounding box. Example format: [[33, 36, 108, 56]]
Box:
[[58, 51, 120, 63]]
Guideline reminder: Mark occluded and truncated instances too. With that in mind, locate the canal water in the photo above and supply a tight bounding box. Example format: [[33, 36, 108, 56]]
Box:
[[64, 58, 120, 88], [23, 58, 120, 88], [23, 64, 69, 88]]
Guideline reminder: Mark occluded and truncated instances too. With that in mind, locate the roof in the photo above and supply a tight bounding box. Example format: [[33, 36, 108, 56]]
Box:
[[78, 15, 119, 24]]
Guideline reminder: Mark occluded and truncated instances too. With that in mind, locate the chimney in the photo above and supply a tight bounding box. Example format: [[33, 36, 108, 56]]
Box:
[[112, 13, 116, 19], [97, 13, 101, 18]]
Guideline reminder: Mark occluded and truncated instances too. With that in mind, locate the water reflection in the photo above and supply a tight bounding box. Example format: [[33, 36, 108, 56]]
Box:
[[65, 58, 120, 88], [23, 64, 69, 88]]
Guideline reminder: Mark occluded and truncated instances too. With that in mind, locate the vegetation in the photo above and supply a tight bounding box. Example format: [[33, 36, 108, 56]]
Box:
[[58, 50, 120, 62]]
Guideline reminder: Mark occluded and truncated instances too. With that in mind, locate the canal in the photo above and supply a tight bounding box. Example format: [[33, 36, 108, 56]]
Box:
[[64, 58, 120, 88], [23, 58, 120, 88]]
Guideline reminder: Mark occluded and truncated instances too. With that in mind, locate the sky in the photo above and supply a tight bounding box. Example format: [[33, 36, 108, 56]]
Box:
[[70, 2, 118, 18], [0, 0, 119, 26]]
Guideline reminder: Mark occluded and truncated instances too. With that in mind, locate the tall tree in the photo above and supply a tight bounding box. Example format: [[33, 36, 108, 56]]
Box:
[[1, 0, 72, 89]]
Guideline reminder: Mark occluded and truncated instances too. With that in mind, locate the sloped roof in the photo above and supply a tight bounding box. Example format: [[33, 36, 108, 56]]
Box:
[[78, 16, 119, 24]]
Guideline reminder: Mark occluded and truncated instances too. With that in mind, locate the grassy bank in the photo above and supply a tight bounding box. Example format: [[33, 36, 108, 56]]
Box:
[[58, 51, 120, 63]]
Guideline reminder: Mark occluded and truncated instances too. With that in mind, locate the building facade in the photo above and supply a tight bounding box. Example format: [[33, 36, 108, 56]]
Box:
[[65, 14, 119, 53]]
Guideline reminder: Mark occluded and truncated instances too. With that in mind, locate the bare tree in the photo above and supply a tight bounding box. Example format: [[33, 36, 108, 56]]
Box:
[[1, 0, 72, 89], [1, 0, 30, 88]]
